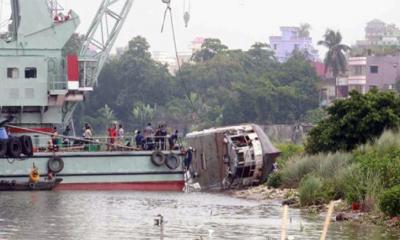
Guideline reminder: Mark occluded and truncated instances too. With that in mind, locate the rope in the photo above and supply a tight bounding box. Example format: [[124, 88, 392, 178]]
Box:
[[160, 2, 197, 119]]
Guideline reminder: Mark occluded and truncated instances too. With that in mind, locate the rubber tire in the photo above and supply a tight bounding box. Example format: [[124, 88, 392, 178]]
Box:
[[7, 137, 22, 158], [0, 139, 7, 157], [20, 135, 33, 157], [47, 156, 64, 173], [165, 154, 180, 170], [151, 150, 165, 166]]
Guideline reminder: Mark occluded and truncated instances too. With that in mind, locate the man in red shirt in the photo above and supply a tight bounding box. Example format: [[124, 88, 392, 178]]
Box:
[[107, 123, 117, 151]]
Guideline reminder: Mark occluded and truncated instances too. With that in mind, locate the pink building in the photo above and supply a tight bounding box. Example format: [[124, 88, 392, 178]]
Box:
[[337, 55, 400, 98]]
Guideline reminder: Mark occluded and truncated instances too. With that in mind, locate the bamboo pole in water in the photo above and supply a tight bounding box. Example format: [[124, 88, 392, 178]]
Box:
[[320, 201, 335, 240], [281, 204, 288, 240]]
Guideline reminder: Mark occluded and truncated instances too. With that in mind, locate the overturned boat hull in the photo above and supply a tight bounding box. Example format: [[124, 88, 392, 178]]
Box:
[[186, 124, 279, 191]]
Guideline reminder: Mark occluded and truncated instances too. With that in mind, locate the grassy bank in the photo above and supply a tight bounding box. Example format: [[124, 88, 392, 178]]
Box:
[[269, 131, 400, 226]]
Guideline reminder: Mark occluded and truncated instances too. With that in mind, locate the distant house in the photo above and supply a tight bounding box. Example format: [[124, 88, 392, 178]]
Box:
[[269, 26, 319, 62], [356, 19, 400, 47], [337, 55, 400, 98]]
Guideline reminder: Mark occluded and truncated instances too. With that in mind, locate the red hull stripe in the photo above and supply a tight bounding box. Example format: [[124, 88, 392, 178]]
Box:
[[9, 127, 53, 134], [54, 181, 185, 191]]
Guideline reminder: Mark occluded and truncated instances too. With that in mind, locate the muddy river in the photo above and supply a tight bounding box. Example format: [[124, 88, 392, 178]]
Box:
[[0, 192, 398, 239]]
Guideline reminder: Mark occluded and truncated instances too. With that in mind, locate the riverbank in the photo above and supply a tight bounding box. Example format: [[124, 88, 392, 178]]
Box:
[[230, 184, 400, 231]]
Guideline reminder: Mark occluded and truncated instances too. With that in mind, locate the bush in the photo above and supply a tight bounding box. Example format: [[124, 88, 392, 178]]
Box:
[[275, 143, 304, 168], [280, 154, 320, 188], [298, 175, 324, 206], [379, 185, 400, 217], [267, 172, 282, 188], [280, 152, 352, 188], [355, 132, 400, 189], [305, 90, 400, 154]]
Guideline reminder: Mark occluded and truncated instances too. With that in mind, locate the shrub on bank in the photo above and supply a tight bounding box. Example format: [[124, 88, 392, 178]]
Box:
[[379, 185, 400, 217], [280, 152, 352, 189], [275, 143, 304, 168], [298, 175, 324, 206], [267, 172, 282, 188]]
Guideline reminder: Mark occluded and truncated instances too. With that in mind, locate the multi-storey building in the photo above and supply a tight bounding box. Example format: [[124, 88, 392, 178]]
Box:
[[337, 55, 400, 98], [269, 26, 319, 62], [356, 19, 400, 47]]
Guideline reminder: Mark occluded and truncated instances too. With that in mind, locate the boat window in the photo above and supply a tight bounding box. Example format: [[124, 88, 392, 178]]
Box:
[[25, 67, 37, 79], [7, 67, 19, 79]]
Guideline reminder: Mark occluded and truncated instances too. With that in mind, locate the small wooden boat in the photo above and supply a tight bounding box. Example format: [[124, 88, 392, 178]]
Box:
[[0, 178, 63, 191]]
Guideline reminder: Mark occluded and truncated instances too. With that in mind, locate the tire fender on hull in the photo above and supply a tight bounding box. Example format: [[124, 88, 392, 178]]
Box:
[[7, 137, 22, 158], [165, 153, 180, 170], [151, 151, 165, 166], [20, 135, 33, 157], [0, 139, 7, 157], [48, 156, 64, 173]]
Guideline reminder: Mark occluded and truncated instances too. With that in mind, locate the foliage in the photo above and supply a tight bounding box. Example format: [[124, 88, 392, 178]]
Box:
[[318, 29, 351, 77], [62, 33, 85, 56], [191, 38, 228, 62], [78, 36, 321, 134], [267, 172, 282, 188], [298, 23, 311, 38], [351, 45, 400, 57], [279, 130, 400, 216], [298, 175, 324, 206], [132, 102, 156, 129], [305, 89, 400, 154], [379, 185, 400, 217], [275, 143, 304, 168], [304, 108, 325, 124]]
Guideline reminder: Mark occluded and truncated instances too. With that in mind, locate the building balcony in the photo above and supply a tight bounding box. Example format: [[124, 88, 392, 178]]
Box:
[[348, 75, 367, 85]]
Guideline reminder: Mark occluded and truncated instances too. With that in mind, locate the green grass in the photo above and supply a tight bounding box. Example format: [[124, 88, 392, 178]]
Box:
[[277, 130, 400, 217]]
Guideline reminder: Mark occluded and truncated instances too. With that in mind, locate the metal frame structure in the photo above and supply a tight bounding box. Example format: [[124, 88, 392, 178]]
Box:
[[80, 0, 134, 88], [62, 0, 134, 126]]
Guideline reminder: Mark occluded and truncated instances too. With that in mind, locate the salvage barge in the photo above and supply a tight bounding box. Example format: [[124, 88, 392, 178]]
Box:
[[0, 0, 185, 191], [186, 124, 280, 191]]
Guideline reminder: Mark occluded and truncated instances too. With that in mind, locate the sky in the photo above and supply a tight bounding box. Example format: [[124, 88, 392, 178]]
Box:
[[2, 0, 400, 56]]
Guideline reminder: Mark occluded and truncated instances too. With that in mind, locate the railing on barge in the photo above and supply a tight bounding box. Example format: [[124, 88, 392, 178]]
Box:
[[32, 135, 182, 153]]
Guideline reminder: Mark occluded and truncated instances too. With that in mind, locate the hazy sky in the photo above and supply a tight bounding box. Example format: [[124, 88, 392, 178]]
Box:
[[5, 0, 400, 56]]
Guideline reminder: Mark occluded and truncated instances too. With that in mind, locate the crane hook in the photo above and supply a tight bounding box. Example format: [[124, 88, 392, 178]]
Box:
[[183, 11, 190, 28]]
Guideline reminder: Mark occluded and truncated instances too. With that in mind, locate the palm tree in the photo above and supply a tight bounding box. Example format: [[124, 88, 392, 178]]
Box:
[[318, 29, 351, 79]]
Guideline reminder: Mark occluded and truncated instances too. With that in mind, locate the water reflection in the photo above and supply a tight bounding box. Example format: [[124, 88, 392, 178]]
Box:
[[0, 192, 398, 240]]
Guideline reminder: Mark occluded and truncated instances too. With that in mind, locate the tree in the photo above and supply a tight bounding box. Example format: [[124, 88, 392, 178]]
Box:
[[298, 23, 311, 38], [305, 89, 400, 154], [62, 33, 85, 56], [318, 30, 351, 78], [132, 102, 155, 129], [191, 38, 228, 62]]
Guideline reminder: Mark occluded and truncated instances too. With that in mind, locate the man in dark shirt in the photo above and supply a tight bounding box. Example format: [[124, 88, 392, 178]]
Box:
[[135, 130, 144, 149], [169, 130, 178, 150]]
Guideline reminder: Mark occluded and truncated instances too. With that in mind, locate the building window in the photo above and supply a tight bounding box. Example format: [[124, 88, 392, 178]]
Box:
[[353, 66, 365, 76], [370, 66, 379, 74], [294, 44, 299, 49], [7, 68, 19, 79], [273, 44, 277, 50], [25, 67, 37, 79]]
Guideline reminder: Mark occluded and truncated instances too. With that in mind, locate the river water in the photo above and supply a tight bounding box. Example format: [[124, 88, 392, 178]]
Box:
[[0, 192, 398, 240]]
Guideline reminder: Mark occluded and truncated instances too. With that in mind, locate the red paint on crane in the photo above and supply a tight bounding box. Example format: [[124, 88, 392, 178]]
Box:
[[67, 55, 79, 81]]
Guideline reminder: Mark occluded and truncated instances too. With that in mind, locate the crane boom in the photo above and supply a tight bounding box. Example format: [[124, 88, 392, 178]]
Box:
[[62, 0, 134, 126], [80, 0, 134, 88]]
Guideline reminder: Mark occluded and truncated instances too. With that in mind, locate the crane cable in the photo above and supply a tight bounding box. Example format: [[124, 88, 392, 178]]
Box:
[[160, 1, 198, 119]]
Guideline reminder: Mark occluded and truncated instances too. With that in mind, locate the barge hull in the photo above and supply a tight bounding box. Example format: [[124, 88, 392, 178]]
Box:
[[0, 151, 185, 192]]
